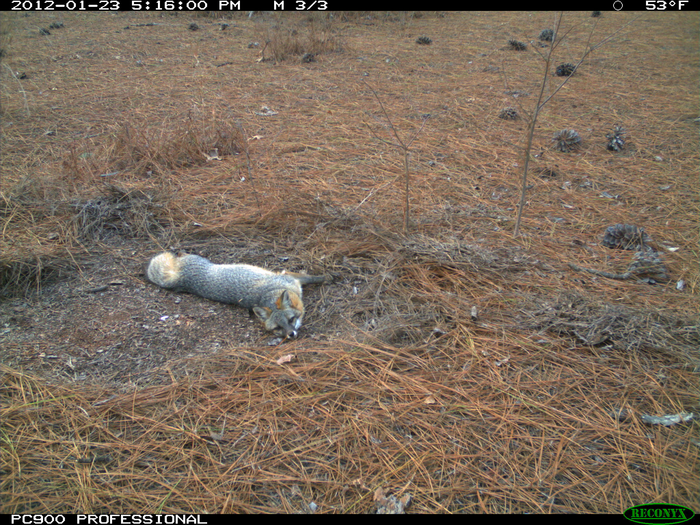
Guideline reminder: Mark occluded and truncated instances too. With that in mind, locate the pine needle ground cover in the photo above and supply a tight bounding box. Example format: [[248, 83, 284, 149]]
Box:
[[1, 11, 698, 513]]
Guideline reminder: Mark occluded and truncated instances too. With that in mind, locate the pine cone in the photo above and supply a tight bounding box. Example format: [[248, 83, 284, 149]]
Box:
[[602, 224, 650, 250]]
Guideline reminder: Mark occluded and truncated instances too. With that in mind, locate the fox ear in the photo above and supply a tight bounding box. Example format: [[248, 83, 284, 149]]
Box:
[[253, 306, 271, 321], [276, 290, 292, 309]]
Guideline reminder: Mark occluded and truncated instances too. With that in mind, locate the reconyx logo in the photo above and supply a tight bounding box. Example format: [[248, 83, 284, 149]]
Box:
[[624, 504, 695, 525]]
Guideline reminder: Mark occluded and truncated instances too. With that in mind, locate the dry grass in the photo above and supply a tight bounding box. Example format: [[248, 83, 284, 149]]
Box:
[[255, 15, 345, 63], [1, 11, 698, 513], [2, 335, 697, 513]]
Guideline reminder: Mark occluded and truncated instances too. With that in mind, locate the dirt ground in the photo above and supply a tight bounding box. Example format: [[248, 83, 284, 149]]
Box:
[[1, 11, 698, 514]]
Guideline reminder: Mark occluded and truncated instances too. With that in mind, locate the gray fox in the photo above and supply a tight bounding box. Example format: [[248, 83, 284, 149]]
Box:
[[146, 252, 329, 338]]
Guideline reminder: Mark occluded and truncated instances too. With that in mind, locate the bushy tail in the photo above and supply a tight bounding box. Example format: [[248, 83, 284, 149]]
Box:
[[146, 252, 184, 288]]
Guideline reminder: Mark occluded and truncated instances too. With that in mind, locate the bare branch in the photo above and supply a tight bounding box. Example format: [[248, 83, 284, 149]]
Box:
[[360, 79, 427, 234], [513, 13, 640, 237]]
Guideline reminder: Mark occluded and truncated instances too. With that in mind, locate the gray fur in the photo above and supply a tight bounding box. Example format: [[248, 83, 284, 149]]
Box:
[[146, 252, 328, 337], [161, 254, 303, 308]]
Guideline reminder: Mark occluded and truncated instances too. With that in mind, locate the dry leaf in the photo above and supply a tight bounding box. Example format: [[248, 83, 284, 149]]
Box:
[[276, 354, 295, 365], [374, 488, 412, 514]]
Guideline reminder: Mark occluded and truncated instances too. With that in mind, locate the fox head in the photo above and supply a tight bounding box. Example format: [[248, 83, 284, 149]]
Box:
[[252, 290, 305, 338]]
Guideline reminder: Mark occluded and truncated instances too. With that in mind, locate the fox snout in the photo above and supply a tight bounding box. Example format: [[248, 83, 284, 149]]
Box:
[[253, 307, 302, 338], [252, 289, 305, 339], [278, 317, 301, 339]]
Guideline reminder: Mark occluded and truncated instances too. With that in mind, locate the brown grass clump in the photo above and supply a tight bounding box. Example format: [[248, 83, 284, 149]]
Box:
[[1, 101, 246, 293], [518, 291, 699, 362], [1, 11, 698, 514], [107, 108, 246, 176], [71, 184, 170, 241], [255, 15, 345, 63]]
